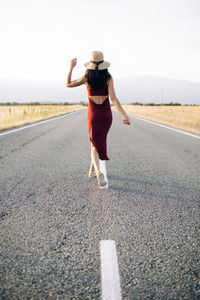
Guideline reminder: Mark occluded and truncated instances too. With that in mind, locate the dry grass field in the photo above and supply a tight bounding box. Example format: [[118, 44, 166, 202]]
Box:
[[118, 105, 200, 135], [0, 105, 86, 131], [1, 104, 199, 135]]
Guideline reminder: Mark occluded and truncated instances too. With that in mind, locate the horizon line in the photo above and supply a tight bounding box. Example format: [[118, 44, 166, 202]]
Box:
[[0, 75, 200, 83]]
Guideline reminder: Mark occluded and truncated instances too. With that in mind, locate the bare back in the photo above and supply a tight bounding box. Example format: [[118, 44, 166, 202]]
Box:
[[86, 79, 111, 105]]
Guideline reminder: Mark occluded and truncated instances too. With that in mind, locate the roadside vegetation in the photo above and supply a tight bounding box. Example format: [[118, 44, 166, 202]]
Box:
[[0, 101, 88, 106], [1, 102, 199, 135], [119, 104, 200, 135], [0, 102, 87, 131], [130, 102, 183, 106]]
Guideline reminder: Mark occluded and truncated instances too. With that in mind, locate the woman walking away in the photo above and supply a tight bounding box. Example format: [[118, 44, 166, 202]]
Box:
[[66, 51, 130, 188]]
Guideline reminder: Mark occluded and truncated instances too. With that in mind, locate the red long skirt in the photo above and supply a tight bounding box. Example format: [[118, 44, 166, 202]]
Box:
[[87, 97, 112, 160]]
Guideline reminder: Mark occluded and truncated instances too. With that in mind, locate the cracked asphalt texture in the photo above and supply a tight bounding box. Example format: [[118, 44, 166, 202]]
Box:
[[0, 109, 199, 299]]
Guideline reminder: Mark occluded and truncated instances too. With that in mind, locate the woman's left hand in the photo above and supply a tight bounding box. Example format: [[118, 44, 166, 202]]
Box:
[[122, 114, 130, 125]]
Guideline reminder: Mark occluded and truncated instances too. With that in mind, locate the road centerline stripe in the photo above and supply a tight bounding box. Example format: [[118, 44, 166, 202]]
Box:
[[100, 240, 122, 300]]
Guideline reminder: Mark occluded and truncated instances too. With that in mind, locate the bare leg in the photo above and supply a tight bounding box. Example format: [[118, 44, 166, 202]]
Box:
[[90, 143, 95, 172], [91, 145, 101, 174], [90, 143, 106, 187], [90, 161, 95, 172]]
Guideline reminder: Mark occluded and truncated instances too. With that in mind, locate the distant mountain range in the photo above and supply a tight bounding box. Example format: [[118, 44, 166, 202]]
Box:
[[115, 75, 200, 105], [0, 75, 199, 104]]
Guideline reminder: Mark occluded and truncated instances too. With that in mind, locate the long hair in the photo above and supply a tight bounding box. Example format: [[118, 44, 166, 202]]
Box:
[[85, 69, 111, 90]]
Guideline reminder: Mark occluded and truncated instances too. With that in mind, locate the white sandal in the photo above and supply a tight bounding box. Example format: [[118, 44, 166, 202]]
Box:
[[96, 172, 107, 188]]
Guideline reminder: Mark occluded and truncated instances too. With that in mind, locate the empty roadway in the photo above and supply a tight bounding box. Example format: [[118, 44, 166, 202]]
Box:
[[0, 109, 199, 299]]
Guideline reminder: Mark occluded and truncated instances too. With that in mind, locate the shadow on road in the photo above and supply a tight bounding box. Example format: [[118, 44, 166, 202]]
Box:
[[108, 174, 199, 204]]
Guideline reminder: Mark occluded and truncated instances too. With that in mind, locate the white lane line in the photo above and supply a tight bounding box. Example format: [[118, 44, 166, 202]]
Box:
[[99, 160, 108, 189], [100, 240, 122, 300], [129, 115, 200, 139], [0, 110, 82, 137]]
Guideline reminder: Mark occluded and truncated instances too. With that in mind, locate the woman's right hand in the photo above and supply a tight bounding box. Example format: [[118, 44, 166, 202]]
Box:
[[69, 58, 77, 69], [122, 114, 130, 125]]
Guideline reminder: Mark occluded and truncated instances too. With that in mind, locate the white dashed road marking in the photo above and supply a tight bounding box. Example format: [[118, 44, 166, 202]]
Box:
[[99, 160, 108, 189], [100, 240, 122, 300]]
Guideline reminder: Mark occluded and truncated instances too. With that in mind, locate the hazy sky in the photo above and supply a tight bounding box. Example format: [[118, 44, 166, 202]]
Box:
[[0, 0, 199, 82]]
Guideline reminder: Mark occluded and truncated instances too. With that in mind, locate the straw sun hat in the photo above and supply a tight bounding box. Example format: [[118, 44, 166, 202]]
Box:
[[84, 51, 110, 70]]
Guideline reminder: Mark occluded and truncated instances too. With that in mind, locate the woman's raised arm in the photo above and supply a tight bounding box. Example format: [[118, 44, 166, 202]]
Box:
[[66, 58, 85, 87], [108, 77, 130, 125]]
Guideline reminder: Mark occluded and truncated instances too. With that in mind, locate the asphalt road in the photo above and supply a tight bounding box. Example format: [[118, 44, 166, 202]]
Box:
[[0, 109, 199, 299]]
